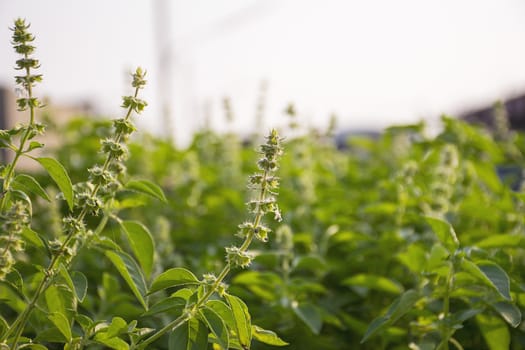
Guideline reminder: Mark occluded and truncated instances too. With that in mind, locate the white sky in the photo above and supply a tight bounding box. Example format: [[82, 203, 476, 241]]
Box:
[[1, 0, 525, 144]]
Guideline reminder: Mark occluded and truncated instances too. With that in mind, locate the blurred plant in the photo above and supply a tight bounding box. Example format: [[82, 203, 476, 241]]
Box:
[[135, 129, 287, 349]]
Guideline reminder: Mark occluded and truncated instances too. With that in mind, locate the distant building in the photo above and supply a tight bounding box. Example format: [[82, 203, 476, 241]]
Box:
[[460, 94, 525, 131]]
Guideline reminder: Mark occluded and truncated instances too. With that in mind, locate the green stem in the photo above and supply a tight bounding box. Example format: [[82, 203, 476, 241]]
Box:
[[4, 87, 140, 348], [449, 337, 464, 350], [136, 170, 270, 349], [438, 265, 454, 350], [0, 63, 35, 212]]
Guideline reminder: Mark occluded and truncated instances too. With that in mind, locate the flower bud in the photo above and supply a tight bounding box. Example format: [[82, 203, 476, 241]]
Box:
[[226, 246, 253, 268]]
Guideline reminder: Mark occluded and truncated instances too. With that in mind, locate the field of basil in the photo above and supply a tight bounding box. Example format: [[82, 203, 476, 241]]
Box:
[[2, 19, 525, 350]]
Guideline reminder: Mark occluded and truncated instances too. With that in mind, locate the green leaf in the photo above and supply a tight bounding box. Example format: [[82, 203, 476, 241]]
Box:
[[477, 313, 510, 350], [94, 336, 129, 350], [93, 236, 121, 251], [35, 157, 74, 210], [12, 174, 50, 202], [292, 255, 326, 272], [461, 260, 511, 300], [21, 227, 45, 248], [120, 221, 155, 278], [291, 301, 322, 335], [397, 244, 427, 274], [426, 243, 450, 273], [168, 317, 208, 350], [105, 250, 148, 310], [45, 283, 75, 319], [475, 234, 523, 249], [126, 179, 167, 203], [4, 269, 23, 296], [491, 301, 521, 328], [57, 265, 87, 304], [27, 140, 44, 151], [105, 317, 128, 338], [75, 314, 94, 332], [252, 325, 288, 346], [225, 294, 252, 349], [424, 216, 459, 251], [48, 312, 72, 341], [361, 289, 420, 343], [200, 307, 229, 349], [149, 268, 199, 294], [71, 271, 88, 302], [478, 263, 512, 301], [343, 274, 403, 295], [0, 279, 26, 312], [206, 300, 235, 330], [142, 296, 186, 317]]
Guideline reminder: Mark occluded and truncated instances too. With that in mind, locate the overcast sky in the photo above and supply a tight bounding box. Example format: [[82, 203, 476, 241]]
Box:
[[1, 0, 525, 144]]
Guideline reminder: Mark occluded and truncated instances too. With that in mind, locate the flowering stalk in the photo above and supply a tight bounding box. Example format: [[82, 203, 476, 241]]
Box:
[[3, 68, 147, 348], [0, 19, 44, 280], [136, 129, 284, 349]]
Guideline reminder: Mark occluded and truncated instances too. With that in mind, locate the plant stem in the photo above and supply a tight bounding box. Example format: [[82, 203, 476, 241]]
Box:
[[438, 265, 454, 350], [136, 170, 271, 349], [0, 70, 36, 266], [4, 87, 140, 348]]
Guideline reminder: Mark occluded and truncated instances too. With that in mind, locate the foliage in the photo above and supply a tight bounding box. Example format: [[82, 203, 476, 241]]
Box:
[[2, 18, 525, 350], [0, 19, 287, 350]]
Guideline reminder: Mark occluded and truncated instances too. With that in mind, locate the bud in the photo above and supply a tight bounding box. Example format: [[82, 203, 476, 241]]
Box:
[[225, 246, 253, 268]]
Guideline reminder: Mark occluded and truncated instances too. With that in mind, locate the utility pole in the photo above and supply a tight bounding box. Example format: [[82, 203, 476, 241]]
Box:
[[153, 0, 175, 141]]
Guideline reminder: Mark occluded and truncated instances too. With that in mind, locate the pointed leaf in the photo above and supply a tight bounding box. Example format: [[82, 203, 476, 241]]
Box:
[[424, 216, 459, 251], [105, 250, 148, 310], [476, 234, 523, 249], [149, 268, 199, 294], [206, 300, 235, 330], [0, 279, 26, 312], [492, 301, 521, 328], [477, 313, 510, 350], [478, 263, 511, 301], [343, 274, 403, 295], [461, 260, 511, 300], [291, 302, 322, 334], [120, 221, 155, 278], [21, 227, 45, 248], [252, 325, 288, 346], [4, 269, 23, 296], [142, 296, 186, 317], [71, 271, 88, 302], [200, 307, 229, 349], [27, 140, 44, 151], [75, 314, 94, 332], [48, 312, 72, 341], [13, 174, 50, 202], [94, 336, 129, 350], [35, 157, 73, 210], [225, 294, 252, 349], [126, 179, 167, 203], [361, 289, 420, 343], [45, 283, 75, 318], [105, 317, 128, 338], [168, 317, 207, 350]]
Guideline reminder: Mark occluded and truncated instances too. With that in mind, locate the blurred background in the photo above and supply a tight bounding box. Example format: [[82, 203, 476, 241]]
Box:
[[1, 0, 525, 145]]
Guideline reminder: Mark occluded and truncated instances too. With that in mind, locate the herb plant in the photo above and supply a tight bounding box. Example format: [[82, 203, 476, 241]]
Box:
[[0, 19, 287, 350], [2, 17, 525, 350]]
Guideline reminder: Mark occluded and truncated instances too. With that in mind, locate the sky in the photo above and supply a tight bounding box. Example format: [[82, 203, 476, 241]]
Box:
[[1, 0, 525, 144]]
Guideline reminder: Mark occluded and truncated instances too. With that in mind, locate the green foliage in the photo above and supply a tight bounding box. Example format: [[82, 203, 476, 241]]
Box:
[[3, 17, 525, 350]]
